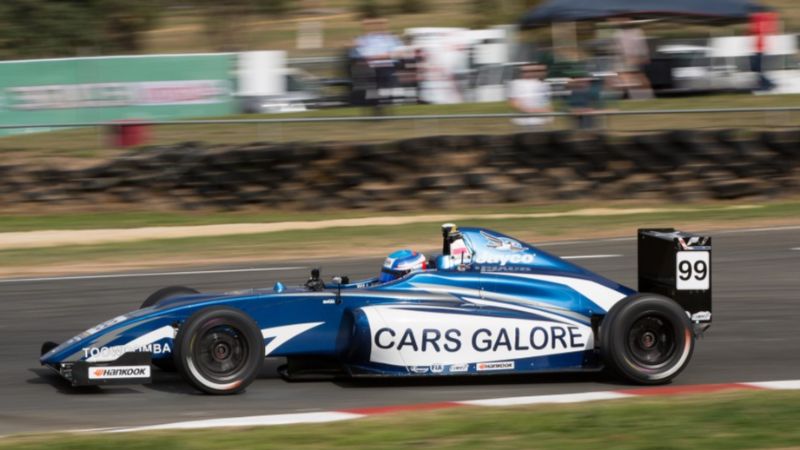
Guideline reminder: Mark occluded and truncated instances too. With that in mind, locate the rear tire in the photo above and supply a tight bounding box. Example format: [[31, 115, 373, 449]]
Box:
[[141, 286, 199, 372], [600, 294, 694, 385], [174, 307, 264, 395]]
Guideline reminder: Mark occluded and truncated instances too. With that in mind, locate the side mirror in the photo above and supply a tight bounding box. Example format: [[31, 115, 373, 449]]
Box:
[[332, 277, 343, 304], [331, 276, 350, 285]]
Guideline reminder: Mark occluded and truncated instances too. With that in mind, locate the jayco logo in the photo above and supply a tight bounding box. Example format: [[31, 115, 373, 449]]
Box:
[[475, 231, 534, 265], [474, 253, 536, 266]]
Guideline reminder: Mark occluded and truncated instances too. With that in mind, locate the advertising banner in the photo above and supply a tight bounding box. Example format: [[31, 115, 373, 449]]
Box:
[[0, 53, 236, 135]]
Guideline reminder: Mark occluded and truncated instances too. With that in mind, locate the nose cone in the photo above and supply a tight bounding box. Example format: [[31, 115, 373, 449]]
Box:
[[39, 336, 79, 364]]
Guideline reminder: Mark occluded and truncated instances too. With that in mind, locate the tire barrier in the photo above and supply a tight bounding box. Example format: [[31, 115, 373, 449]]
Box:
[[4, 130, 799, 211]]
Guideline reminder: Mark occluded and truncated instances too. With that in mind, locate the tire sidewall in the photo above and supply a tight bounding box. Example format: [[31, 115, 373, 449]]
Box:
[[175, 307, 264, 395], [141, 286, 199, 309], [142, 286, 199, 372], [601, 294, 694, 384]]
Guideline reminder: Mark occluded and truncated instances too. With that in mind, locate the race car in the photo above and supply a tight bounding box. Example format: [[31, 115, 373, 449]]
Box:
[[40, 224, 712, 395]]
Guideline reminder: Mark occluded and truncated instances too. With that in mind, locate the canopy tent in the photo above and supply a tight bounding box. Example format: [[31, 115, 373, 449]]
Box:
[[521, 0, 769, 28]]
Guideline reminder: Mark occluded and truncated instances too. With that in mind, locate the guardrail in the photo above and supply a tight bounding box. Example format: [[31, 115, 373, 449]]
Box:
[[288, 56, 341, 65], [0, 106, 798, 130]]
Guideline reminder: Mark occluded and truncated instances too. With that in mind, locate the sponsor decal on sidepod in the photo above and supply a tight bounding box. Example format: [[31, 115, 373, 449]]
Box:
[[366, 307, 592, 367], [374, 325, 586, 354], [477, 361, 515, 371], [448, 363, 469, 373]]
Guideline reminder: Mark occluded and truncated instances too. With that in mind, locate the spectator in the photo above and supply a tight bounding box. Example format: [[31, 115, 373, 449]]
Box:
[[612, 18, 652, 100], [508, 64, 552, 128], [567, 75, 608, 130], [749, 11, 778, 93], [354, 17, 403, 110], [346, 48, 374, 107], [394, 45, 422, 104]]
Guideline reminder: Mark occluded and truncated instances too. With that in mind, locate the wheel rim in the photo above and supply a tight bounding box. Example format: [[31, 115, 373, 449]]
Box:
[[626, 314, 677, 369], [192, 319, 249, 383]]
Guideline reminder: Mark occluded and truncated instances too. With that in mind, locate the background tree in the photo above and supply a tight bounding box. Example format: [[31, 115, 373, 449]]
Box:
[[470, 0, 543, 27], [97, 0, 161, 54], [356, 0, 382, 19], [398, 0, 429, 14], [253, 0, 293, 15], [0, 0, 161, 59], [195, 0, 296, 51]]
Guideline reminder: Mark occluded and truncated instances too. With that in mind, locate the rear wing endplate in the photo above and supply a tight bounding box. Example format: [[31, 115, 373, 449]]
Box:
[[638, 228, 712, 326]]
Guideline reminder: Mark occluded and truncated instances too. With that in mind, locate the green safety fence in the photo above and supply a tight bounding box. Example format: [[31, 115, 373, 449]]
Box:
[[0, 53, 236, 135]]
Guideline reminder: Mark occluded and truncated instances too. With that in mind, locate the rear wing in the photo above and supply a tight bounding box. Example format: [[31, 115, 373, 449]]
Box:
[[638, 229, 711, 327]]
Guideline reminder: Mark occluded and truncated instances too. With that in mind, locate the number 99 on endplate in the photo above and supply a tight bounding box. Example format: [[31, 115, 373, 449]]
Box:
[[676, 251, 710, 290]]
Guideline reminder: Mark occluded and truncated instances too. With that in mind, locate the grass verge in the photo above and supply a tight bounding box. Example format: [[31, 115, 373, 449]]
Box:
[[0, 200, 797, 276], [0, 201, 648, 233], [0, 200, 798, 234], [3, 390, 800, 449]]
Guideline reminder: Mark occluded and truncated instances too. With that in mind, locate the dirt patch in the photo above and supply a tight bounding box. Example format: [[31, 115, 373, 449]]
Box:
[[0, 205, 757, 250], [0, 206, 761, 250]]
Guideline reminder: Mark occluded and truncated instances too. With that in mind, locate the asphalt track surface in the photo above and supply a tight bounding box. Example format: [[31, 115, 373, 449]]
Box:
[[2, 227, 799, 435]]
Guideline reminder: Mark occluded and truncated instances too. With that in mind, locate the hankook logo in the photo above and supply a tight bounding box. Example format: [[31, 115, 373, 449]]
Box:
[[88, 365, 151, 379]]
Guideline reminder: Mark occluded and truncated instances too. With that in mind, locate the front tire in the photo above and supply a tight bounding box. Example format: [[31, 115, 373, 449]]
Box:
[[174, 307, 264, 395], [141, 286, 199, 309], [141, 286, 199, 372], [600, 294, 694, 385]]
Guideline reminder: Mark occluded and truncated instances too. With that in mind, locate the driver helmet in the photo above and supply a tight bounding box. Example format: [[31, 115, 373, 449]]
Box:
[[379, 249, 427, 283]]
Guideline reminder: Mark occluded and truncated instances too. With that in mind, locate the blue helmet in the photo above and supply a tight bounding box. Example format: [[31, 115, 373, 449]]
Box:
[[379, 249, 427, 283]]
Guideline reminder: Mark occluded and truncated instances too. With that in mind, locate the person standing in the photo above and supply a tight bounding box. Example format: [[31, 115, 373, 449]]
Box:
[[508, 64, 552, 129], [612, 18, 652, 100], [354, 17, 403, 111], [567, 74, 610, 131], [749, 11, 778, 92]]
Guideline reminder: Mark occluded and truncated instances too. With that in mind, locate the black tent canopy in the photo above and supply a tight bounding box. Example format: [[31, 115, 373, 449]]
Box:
[[521, 0, 769, 27]]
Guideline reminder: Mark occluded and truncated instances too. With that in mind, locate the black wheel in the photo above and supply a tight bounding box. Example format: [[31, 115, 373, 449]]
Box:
[[600, 294, 694, 385], [41, 341, 58, 356], [141, 286, 199, 372], [141, 285, 199, 309], [174, 307, 264, 395]]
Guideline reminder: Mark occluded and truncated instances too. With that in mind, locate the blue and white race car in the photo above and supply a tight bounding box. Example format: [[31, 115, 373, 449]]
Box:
[[40, 224, 712, 394]]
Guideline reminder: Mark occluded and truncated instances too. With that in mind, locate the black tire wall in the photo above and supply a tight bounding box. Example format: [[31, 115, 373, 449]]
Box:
[[8, 130, 799, 211]]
